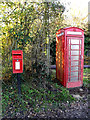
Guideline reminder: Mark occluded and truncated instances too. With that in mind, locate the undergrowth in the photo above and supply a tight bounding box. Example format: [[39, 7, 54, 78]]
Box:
[[2, 77, 75, 117], [2, 68, 89, 117]]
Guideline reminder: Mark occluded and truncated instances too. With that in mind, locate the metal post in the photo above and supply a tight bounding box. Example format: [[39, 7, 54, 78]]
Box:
[[17, 73, 21, 95]]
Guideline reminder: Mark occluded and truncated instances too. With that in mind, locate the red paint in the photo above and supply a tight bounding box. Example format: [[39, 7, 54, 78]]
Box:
[[56, 27, 84, 88], [12, 50, 23, 73]]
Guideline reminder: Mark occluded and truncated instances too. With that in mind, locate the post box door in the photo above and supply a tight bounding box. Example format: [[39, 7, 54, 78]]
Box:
[[13, 59, 23, 73], [67, 37, 84, 83]]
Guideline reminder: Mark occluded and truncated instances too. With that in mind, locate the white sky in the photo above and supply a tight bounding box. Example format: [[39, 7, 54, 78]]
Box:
[[61, 0, 89, 19]]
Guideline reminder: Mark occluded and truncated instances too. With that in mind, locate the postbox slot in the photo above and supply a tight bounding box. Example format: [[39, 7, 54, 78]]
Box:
[[13, 54, 21, 55]]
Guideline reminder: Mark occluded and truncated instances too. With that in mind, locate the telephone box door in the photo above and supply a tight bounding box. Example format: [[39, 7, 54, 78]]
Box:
[[66, 37, 84, 87]]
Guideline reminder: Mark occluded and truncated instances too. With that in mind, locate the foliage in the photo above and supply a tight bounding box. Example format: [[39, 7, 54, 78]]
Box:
[[1, 1, 65, 79], [84, 36, 90, 56], [83, 68, 90, 87], [50, 41, 56, 64]]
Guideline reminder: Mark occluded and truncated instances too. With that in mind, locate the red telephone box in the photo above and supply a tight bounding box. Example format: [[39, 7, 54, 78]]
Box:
[[56, 27, 84, 88], [12, 50, 23, 73]]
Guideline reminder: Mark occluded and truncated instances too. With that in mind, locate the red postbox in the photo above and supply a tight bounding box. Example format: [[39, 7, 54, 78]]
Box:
[[56, 27, 84, 88], [12, 50, 23, 73]]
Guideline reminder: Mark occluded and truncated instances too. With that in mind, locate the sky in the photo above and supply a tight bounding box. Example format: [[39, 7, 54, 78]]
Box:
[[60, 0, 89, 21]]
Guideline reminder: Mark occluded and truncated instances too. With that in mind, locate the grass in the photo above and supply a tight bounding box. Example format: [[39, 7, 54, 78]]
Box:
[[83, 68, 90, 87], [2, 81, 75, 117], [2, 68, 89, 117]]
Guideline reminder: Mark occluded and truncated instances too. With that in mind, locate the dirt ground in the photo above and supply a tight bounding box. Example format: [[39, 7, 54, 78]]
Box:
[[2, 84, 89, 120]]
